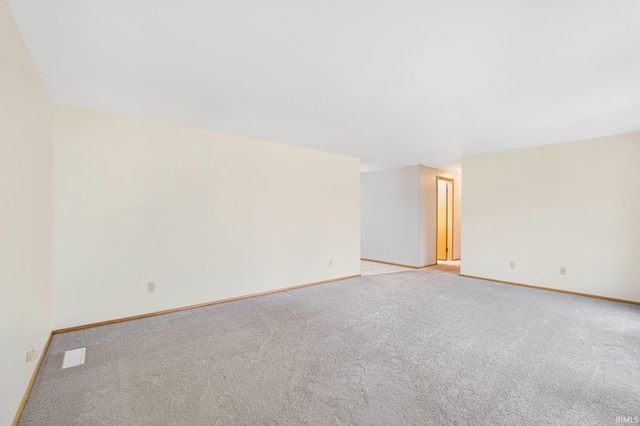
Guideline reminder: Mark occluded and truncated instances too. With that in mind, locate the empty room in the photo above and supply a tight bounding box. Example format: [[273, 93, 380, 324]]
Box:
[[2, 0, 639, 425]]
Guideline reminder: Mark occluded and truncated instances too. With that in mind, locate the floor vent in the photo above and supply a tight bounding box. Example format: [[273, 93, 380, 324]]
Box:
[[62, 347, 86, 369]]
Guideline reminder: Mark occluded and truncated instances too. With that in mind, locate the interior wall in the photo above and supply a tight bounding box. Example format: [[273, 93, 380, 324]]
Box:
[[419, 166, 461, 266], [0, 1, 53, 423], [461, 132, 640, 302], [52, 104, 361, 329], [361, 166, 421, 267]]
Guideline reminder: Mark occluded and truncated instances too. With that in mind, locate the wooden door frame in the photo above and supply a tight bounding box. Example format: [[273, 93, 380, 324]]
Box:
[[436, 176, 454, 261]]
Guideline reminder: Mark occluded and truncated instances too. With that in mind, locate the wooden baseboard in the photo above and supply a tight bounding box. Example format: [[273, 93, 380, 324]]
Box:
[[459, 274, 640, 306], [54, 274, 361, 335], [12, 332, 53, 426], [361, 258, 437, 269]]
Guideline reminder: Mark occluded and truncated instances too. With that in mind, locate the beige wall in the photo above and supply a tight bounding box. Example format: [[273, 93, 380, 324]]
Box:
[[52, 105, 361, 329], [361, 166, 421, 266], [361, 165, 461, 268], [461, 132, 640, 302], [419, 166, 461, 266], [0, 1, 53, 423]]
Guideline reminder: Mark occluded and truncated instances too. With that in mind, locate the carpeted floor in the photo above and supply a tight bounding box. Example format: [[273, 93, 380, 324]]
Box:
[[19, 265, 640, 425]]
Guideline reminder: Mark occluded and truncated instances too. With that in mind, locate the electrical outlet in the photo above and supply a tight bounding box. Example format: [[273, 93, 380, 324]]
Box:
[[27, 350, 39, 362], [386, 247, 390, 253], [329, 258, 333, 266], [510, 261, 516, 269], [147, 282, 155, 293], [560, 267, 567, 276]]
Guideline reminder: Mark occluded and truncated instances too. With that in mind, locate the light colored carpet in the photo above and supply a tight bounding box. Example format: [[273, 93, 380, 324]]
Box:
[[19, 266, 640, 425], [360, 260, 414, 276]]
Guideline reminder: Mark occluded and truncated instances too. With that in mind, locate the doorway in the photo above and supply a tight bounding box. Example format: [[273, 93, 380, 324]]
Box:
[[436, 177, 454, 261]]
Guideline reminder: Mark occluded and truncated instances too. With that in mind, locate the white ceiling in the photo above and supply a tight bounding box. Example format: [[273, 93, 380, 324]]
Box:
[[8, 0, 640, 172]]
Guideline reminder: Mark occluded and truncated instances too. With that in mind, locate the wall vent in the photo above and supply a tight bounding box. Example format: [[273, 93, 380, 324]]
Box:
[[62, 347, 86, 369]]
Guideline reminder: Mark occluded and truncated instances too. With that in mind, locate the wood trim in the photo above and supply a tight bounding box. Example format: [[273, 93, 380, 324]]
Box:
[[361, 258, 436, 269], [459, 274, 640, 306], [12, 332, 53, 426], [53, 274, 361, 335]]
